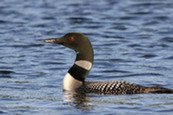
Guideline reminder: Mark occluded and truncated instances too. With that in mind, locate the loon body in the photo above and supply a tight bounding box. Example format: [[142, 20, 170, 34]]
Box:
[[43, 33, 173, 95]]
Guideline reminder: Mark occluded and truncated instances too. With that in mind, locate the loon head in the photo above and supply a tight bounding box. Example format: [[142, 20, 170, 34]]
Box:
[[43, 33, 93, 62], [43, 33, 94, 91]]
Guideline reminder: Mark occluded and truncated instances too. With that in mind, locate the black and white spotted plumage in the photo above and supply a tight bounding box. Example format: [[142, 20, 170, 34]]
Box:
[[77, 81, 173, 94], [76, 81, 144, 94]]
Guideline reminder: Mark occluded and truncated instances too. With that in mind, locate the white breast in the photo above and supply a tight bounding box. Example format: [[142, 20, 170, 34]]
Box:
[[63, 73, 83, 91]]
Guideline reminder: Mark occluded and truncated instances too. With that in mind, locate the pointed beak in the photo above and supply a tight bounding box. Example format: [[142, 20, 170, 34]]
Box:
[[42, 37, 64, 45], [42, 38, 56, 43]]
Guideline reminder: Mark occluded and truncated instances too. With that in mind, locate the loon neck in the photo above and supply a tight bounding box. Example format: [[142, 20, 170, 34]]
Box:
[[63, 46, 94, 91], [68, 49, 94, 81]]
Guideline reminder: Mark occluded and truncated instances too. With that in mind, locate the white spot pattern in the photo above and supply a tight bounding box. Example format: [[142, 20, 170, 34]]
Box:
[[81, 81, 147, 94]]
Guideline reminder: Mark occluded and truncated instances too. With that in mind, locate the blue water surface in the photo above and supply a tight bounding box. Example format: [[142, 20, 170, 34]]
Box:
[[0, 0, 173, 114]]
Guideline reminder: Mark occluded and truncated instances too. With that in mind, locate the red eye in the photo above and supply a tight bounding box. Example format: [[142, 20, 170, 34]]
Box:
[[70, 37, 74, 41]]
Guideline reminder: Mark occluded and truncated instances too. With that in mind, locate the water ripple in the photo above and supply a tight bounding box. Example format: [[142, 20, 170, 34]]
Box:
[[1, 0, 173, 114]]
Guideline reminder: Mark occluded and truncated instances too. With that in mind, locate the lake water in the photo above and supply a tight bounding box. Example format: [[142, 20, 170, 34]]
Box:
[[0, 0, 173, 114]]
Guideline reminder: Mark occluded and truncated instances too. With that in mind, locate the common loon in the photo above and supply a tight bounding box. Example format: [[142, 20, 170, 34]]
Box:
[[43, 33, 173, 95]]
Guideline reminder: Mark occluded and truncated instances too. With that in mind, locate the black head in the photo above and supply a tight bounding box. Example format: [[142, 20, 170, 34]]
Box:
[[43, 33, 90, 52], [43, 33, 94, 62]]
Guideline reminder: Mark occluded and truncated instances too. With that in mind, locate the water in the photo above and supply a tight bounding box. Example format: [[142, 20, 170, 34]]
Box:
[[0, 0, 173, 114]]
